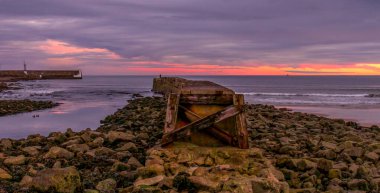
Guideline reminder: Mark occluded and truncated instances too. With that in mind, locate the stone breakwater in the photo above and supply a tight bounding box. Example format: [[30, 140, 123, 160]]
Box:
[[0, 97, 380, 192], [0, 70, 82, 80], [0, 100, 58, 116]]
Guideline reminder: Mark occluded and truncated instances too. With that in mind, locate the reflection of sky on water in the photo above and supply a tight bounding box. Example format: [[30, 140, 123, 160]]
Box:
[[0, 76, 157, 139], [0, 100, 124, 139]]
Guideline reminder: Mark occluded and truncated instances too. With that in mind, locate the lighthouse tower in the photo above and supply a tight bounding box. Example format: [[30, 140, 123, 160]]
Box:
[[23, 61, 28, 75]]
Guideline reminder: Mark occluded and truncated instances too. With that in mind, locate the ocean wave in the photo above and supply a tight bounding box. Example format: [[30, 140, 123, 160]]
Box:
[[239, 92, 369, 97], [366, 94, 380, 98], [250, 98, 380, 105]]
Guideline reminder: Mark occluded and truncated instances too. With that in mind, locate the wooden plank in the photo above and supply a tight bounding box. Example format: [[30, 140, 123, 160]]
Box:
[[179, 105, 234, 145], [179, 94, 233, 105], [233, 94, 249, 149], [162, 105, 241, 146], [162, 94, 180, 144], [165, 94, 180, 133]]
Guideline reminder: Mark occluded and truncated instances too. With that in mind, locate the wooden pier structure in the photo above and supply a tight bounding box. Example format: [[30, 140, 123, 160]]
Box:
[[153, 77, 249, 149]]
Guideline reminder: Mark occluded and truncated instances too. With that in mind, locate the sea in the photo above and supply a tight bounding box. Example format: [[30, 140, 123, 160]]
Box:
[[1, 76, 380, 139]]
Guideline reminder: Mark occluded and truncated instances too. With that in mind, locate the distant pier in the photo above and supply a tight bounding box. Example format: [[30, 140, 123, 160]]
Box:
[[0, 70, 82, 80]]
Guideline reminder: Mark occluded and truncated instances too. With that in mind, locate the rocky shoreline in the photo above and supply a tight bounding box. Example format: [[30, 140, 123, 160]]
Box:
[[0, 100, 58, 117], [0, 80, 58, 117], [0, 96, 380, 192]]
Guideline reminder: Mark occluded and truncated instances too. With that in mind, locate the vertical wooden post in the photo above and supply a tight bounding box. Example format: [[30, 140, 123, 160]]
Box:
[[233, 94, 249, 149], [162, 93, 180, 144]]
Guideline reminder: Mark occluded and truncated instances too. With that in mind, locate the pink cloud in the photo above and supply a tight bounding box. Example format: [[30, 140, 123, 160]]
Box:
[[38, 39, 121, 59]]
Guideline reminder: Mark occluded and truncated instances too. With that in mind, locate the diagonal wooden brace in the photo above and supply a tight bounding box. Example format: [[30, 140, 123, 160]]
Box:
[[162, 105, 241, 146], [179, 105, 234, 145]]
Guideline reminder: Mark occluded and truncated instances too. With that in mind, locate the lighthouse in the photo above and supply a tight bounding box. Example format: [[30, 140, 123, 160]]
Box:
[[23, 61, 28, 75]]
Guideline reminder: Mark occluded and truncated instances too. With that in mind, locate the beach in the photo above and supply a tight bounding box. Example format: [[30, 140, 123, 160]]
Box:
[[0, 96, 380, 192], [0, 76, 379, 139], [0, 76, 380, 192]]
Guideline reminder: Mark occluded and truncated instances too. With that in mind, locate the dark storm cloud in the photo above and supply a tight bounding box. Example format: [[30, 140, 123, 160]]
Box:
[[0, 0, 379, 71]]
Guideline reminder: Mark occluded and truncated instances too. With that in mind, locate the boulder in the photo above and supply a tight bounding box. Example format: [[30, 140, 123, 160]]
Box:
[[317, 158, 334, 172], [192, 167, 209, 177], [188, 176, 220, 191], [61, 138, 82, 146], [116, 142, 137, 152], [90, 137, 104, 148], [364, 152, 379, 162], [43, 146, 74, 159], [347, 179, 369, 191], [21, 166, 81, 193], [67, 144, 90, 153], [136, 132, 149, 140], [20, 175, 33, 186], [357, 166, 371, 179], [251, 177, 289, 193], [0, 168, 12, 180], [134, 175, 165, 187], [138, 164, 165, 178], [107, 131, 134, 143], [333, 162, 348, 171], [111, 161, 129, 172], [22, 146, 40, 156], [343, 147, 364, 158], [84, 189, 100, 193], [80, 133, 92, 143], [328, 169, 342, 179], [296, 159, 317, 171], [321, 141, 337, 151], [0, 139, 12, 150], [96, 178, 117, 193], [127, 157, 143, 169], [349, 164, 359, 177], [4, 155, 26, 165], [87, 147, 115, 157]]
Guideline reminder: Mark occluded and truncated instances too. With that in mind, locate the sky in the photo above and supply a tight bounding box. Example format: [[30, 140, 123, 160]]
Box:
[[0, 0, 379, 75]]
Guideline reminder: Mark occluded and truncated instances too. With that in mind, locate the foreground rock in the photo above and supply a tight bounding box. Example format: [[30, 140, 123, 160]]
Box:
[[0, 96, 380, 192], [20, 166, 81, 192], [128, 143, 289, 192], [248, 104, 380, 192], [0, 168, 12, 180]]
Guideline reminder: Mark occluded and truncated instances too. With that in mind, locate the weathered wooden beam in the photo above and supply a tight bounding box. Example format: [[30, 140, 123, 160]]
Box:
[[233, 94, 249, 149], [162, 105, 241, 146], [179, 105, 234, 145], [163, 94, 180, 133], [179, 94, 233, 105]]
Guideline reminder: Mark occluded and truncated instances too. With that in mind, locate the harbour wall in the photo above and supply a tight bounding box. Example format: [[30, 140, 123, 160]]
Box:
[[0, 70, 82, 80]]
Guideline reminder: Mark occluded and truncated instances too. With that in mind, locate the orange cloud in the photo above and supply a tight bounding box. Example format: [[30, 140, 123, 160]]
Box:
[[122, 62, 380, 75]]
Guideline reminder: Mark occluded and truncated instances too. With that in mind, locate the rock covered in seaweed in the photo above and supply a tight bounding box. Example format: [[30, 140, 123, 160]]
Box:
[[0, 99, 58, 116]]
